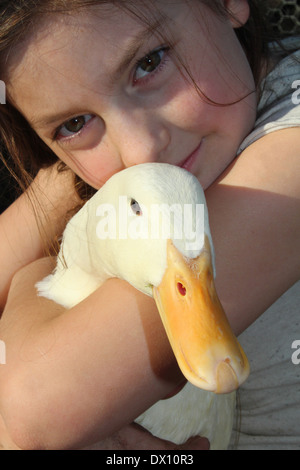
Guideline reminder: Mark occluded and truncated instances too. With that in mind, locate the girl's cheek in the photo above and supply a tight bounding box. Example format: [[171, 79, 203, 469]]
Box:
[[52, 118, 123, 188], [60, 148, 123, 189], [168, 86, 211, 132]]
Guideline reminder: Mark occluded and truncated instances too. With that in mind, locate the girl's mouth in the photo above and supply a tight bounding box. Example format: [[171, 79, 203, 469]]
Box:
[[178, 142, 202, 172]]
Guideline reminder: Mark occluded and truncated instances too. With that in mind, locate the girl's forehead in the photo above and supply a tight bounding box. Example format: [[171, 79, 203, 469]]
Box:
[[8, 2, 178, 79], [7, 1, 198, 100], [7, 2, 193, 120], [13, 0, 182, 48]]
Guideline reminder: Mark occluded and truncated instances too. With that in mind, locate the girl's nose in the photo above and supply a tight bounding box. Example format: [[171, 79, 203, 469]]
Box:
[[106, 108, 171, 166]]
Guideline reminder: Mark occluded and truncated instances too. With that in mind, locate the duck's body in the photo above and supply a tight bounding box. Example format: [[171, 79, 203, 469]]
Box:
[[37, 163, 248, 449]]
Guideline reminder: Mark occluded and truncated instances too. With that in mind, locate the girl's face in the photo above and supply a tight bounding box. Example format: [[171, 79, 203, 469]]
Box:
[[9, 0, 256, 189]]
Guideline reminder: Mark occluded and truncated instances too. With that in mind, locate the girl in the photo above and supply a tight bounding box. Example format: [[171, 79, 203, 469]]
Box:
[[0, 0, 299, 450]]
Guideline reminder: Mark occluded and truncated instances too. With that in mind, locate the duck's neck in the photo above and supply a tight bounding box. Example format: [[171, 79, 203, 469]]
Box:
[[52, 204, 109, 308]]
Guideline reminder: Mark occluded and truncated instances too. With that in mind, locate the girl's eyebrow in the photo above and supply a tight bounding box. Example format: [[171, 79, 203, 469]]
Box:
[[110, 13, 167, 81], [31, 108, 87, 129], [110, 25, 160, 82], [31, 17, 166, 130]]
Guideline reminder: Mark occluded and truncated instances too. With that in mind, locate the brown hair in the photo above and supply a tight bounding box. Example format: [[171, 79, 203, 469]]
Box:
[[0, 0, 278, 203]]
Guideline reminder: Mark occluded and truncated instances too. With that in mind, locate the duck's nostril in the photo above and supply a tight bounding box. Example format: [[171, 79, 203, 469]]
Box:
[[177, 282, 186, 296]]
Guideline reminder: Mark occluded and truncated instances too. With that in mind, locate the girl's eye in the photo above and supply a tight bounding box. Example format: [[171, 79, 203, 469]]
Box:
[[55, 114, 94, 139], [133, 47, 170, 84]]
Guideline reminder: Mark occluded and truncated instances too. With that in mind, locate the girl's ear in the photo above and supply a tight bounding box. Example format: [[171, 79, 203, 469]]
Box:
[[223, 0, 250, 28]]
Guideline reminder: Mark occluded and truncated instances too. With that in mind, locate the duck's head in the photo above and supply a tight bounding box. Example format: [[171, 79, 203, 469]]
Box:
[[85, 163, 250, 393]]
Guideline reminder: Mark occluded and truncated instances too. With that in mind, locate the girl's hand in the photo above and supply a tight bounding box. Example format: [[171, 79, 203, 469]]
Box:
[[1, 413, 209, 450], [83, 423, 210, 450]]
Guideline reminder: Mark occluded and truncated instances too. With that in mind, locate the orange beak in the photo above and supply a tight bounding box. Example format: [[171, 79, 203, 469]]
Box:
[[153, 237, 250, 394]]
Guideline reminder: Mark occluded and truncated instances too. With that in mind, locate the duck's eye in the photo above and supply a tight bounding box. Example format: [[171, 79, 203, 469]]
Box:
[[130, 199, 142, 216]]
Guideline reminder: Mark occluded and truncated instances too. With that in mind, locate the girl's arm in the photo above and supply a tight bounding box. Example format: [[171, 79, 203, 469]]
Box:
[[0, 164, 80, 311], [0, 128, 299, 449], [0, 258, 183, 450], [209, 128, 300, 335]]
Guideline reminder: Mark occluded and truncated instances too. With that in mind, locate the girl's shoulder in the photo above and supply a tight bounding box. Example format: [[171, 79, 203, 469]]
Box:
[[0, 164, 80, 311], [238, 36, 300, 155]]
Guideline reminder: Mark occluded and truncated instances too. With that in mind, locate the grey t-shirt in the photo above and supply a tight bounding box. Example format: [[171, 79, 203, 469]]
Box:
[[230, 37, 300, 450]]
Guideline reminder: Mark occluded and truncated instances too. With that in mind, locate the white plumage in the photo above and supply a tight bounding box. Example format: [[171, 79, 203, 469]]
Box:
[[37, 163, 249, 450]]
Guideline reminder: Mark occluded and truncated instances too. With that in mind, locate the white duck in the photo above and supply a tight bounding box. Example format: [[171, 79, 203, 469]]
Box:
[[36, 163, 249, 449]]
